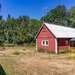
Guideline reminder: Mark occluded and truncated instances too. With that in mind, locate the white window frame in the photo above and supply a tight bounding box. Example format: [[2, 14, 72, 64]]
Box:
[[42, 40, 49, 46]]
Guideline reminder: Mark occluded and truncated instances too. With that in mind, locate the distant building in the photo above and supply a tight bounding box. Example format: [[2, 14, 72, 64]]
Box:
[[36, 22, 75, 54]]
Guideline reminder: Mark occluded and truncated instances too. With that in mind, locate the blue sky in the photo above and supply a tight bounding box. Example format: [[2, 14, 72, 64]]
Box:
[[1, 0, 75, 19]]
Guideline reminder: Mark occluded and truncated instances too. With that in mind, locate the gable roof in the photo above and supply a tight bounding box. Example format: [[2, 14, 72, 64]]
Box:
[[44, 22, 75, 38]]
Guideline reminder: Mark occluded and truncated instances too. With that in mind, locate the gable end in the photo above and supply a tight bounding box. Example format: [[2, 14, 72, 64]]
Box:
[[36, 24, 56, 38]]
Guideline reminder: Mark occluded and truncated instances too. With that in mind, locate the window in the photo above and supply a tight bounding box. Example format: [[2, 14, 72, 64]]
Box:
[[42, 40, 48, 46]]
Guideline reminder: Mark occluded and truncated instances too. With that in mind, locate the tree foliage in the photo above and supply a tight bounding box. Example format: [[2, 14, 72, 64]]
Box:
[[0, 15, 41, 45], [41, 5, 75, 27]]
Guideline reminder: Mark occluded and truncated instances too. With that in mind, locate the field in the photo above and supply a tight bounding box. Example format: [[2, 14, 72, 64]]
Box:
[[0, 45, 75, 75]]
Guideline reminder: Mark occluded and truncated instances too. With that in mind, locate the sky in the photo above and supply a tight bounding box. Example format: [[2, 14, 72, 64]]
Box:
[[1, 0, 75, 19]]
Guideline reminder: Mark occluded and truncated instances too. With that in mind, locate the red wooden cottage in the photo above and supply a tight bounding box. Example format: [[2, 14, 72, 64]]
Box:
[[36, 22, 75, 54]]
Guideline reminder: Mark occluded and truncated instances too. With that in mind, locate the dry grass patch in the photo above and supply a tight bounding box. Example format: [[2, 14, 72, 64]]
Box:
[[0, 46, 75, 75], [14, 53, 75, 75]]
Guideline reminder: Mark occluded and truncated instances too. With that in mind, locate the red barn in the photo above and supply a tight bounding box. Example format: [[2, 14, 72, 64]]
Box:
[[36, 22, 75, 54]]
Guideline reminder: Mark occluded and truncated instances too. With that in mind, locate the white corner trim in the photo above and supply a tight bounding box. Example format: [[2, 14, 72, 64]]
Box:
[[36, 39, 38, 51], [55, 39, 58, 54]]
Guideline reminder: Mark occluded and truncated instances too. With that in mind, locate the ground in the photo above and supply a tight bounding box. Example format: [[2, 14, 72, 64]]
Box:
[[0, 45, 75, 75]]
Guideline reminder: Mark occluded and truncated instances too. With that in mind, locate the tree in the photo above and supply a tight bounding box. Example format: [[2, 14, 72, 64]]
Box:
[[28, 19, 41, 43], [41, 5, 67, 25], [67, 7, 75, 27], [17, 16, 30, 25]]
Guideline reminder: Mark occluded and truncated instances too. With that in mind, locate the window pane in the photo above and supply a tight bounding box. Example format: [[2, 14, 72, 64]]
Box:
[[46, 41, 48, 45], [43, 41, 45, 45]]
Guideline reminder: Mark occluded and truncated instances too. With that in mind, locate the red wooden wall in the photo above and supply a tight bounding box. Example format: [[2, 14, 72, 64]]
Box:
[[37, 25, 56, 52]]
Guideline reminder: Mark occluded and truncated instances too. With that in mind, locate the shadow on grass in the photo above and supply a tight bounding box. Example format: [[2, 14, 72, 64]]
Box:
[[0, 64, 6, 75]]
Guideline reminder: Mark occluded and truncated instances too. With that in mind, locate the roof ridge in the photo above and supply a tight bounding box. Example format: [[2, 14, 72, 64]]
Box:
[[44, 22, 75, 30]]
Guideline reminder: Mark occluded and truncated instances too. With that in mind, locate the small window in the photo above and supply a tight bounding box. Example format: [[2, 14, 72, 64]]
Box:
[[43, 41, 45, 45], [42, 40, 48, 46], [46, 41, 48, 45]]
